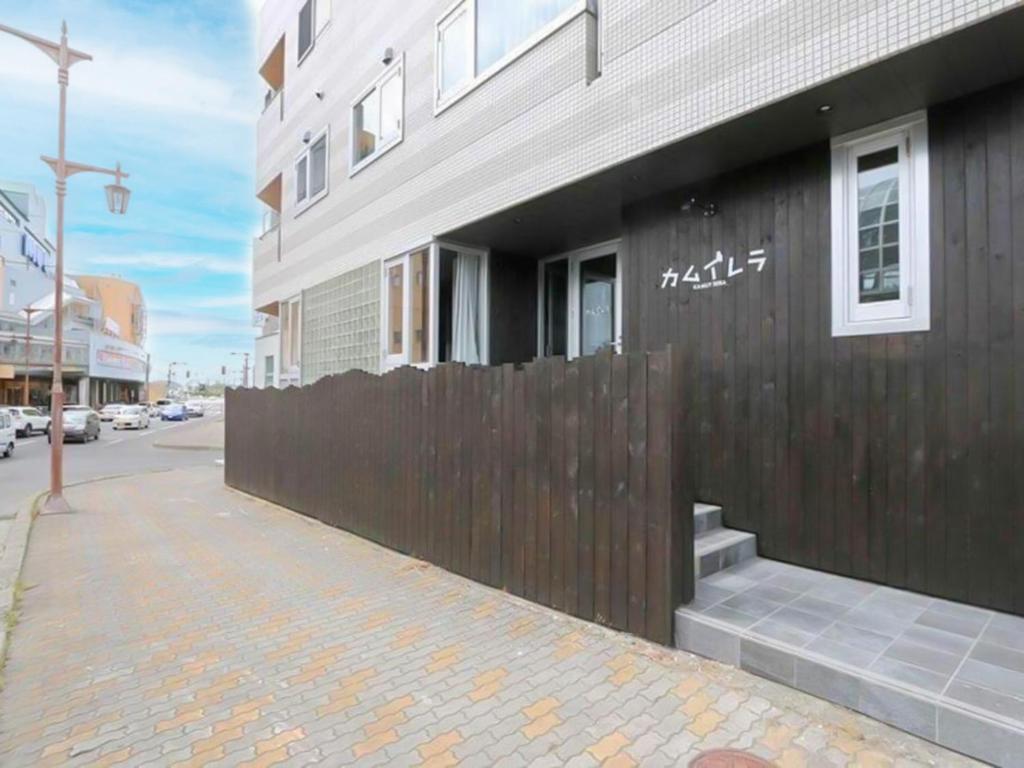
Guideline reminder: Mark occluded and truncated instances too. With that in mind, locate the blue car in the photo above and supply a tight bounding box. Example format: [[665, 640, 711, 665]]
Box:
[[161, 403, 189, 421]]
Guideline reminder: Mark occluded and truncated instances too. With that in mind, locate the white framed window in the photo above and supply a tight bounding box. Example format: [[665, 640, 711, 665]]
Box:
[[381, 240, 490, 371], [350, 55, 405, 175], [297, 0, 331, 64], [830, 112, 930, 337], [538, 240, 622, 359], [434, 0, 587, 112], [294, 127, 329, 213]]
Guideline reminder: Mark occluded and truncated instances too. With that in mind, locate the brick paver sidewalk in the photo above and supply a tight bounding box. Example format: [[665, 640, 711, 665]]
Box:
[[0, 468, 976, 767]]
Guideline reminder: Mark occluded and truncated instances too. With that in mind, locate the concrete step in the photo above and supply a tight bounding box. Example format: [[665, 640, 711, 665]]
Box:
[[694, 503, 722, 535], [694, 527, 757, 579]]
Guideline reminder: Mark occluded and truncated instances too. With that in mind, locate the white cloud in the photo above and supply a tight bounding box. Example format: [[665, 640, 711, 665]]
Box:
[[148, 309, 254, 338], [84, 252, 250, 276]]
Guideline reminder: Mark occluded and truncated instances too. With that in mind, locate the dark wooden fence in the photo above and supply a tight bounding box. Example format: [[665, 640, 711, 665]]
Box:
[[226, 347, 693, 644]]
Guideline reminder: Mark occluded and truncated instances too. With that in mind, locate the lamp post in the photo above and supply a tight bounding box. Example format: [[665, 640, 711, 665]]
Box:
[[230, 352, 250, 388], [167, 361, 186, 399], [0, 20, 132, 514], [21, 306, 42, 406]]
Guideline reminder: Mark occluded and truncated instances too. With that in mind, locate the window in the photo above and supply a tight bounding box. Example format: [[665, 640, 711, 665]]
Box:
[[539, 241, 621, 359], [382, 242, 489, 370], [294, 128, 329, 211], [264, 356, 275, 388], [350, 56, 405, 174], [435, 0, 582, 109], [297, 0, 331, 63], [830, 113, 930, 337]]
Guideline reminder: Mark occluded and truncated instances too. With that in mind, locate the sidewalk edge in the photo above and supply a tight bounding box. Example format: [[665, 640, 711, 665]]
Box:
[[0, 491, 45, 671]]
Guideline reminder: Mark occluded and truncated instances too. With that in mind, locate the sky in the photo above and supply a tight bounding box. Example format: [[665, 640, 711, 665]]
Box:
[[0, 0, 262, 385]]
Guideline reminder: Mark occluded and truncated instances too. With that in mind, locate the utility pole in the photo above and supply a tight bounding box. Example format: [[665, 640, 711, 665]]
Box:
[[144, 352, 150, 404], [166, 361, 186, 399], [21, 306, 41, 406], [230, 352, 251, 388]]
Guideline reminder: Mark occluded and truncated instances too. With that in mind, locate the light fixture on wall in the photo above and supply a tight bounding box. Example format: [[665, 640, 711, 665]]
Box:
[[681, 196, 717, 218], [817, 104, 833, 114], [302, 130, 313, 144], [315, 90, 325, 100], [382, 47, 394, 66]]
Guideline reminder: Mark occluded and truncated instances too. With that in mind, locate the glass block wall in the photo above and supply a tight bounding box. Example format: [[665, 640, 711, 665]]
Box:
[[302, 260, 380, 384]]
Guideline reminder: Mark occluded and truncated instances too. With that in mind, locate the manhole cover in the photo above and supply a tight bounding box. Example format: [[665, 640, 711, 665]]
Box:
[[690, 749, 775, 768]]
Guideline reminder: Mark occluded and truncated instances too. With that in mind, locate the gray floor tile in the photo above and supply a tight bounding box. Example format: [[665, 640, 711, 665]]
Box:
[[944, 680, 1024, 723], [970, 641, 1024, 674], [869, 656, 950, 694], [821, 622, 895, 654], [981, 619, 1024, 653], [744, 583, 801, 605], [740, 639, 795, 686], [900, 623, 973, 658], [857, 595, 926, 626], [955, 658, 1024, 697], [804, 580, 877, 607], [701, 604, 761, 629], [750, 617, 817, 648], [883, 639, 962, 676], [915, 607, 988, 639], [928, 599, 991, 622], [701, 571, 758, 593], [859, 680, 937, 741], [937, 707, 1024, 768], [789, 595, 849, 622], [721, 593, 785, 621], [842, 605, 912, 638], [805, 636, 879, 669], [767, 606, 833, 635], [766, 572, 818, 595], [795, 657, 861, 710], [674, 613, 740, 666], [693, 581, 734, 607]]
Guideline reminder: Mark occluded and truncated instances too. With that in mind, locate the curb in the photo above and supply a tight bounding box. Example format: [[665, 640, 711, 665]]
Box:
[[151, 443, 224, 452], [0, 491, 45, 669]]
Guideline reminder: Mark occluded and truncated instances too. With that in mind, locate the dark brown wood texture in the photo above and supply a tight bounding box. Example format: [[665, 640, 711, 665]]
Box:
[[225, 348, 694, 644], [622, 81, 1024, 616]]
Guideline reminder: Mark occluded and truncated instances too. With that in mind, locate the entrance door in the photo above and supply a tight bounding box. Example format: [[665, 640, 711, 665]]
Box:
[[539, 241, 622, 359]]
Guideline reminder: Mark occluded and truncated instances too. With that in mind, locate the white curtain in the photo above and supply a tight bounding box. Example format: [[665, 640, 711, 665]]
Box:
[[451, 253, 481, 365]]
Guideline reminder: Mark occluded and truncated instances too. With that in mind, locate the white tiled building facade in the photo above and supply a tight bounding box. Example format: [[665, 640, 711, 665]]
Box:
[[253, 0, 1021, 383]]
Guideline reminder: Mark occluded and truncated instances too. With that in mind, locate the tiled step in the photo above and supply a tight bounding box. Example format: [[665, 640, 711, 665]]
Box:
[[693, 503, 722, 535], [694, 527, 757, 579]]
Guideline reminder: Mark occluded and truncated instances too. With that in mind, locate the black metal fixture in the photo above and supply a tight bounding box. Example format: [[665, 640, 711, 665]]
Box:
[[817, 103, 833, 114], [383, 47, 394, 65], [681, 196, 717, 217]]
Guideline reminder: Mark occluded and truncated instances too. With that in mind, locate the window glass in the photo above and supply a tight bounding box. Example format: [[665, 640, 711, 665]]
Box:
[[379, 69, 403, 144], [309, 135, 328, 197], [579, 254, 616, 356], [297, 0, 313, 60], [296, 157, 308, 203], [439, 7, 471, 97], [857, 147, 900, 304], [353, 89, 379, 164], [476, 0, 576, 72], [543, 259, 568, 357], [388, 263, 404, 355], [315, 0, 331, 35], [410, 249, 430, 364]]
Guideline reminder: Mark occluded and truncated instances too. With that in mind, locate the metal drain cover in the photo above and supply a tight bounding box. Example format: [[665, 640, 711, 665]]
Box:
[[690, 749, 775, 768]]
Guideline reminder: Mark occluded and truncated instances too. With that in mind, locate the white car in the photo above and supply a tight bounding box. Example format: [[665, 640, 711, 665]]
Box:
[[185, 400, 205, 418], [0, 410, 15, 458], [113, 405, 150, 430], [7, 406, 51, 437], [98, 404, 126, 422]]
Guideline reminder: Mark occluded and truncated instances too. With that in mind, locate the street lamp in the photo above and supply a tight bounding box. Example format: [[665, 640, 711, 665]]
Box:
[[230, 352, 251, 388], [0, 20, 132, 514], [167, 361, 187, 399]]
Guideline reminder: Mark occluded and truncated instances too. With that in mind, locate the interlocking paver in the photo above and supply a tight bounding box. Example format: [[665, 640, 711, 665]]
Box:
[[0, 468, 983, 767]]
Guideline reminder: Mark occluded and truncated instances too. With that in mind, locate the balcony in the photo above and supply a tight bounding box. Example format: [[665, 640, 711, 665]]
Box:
[[257, 35, 286, 163]]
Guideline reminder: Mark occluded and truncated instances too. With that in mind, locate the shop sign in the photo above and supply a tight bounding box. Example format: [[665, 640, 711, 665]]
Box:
[[88, 332, 146, 382], [660, 248, 769, 292]]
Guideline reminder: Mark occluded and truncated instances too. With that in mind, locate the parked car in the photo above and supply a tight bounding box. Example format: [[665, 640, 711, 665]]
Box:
[[154, 399, 173, 415], [7, 406, 51, 437], [185, 400, 205, 418], [49, 406, 101, 443], [0, 410, 15, 458], [113, 405, 150, 430], [161, 403, 188, 422], [142, 401, 162, 418], [98, 403, 126, 422]]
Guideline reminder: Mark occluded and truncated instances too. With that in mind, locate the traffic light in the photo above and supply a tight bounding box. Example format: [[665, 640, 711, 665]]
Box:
[[221, 366, 227, 376], [186, 370, 190, 379]]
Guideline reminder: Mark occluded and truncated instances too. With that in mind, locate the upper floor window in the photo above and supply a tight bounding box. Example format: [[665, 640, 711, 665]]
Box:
[[350, 56, 405, 175], [295, 127, 329, 212], [297, 0, 331, 63], [435, 0, 583, 110], [830, 113, 930, 337]]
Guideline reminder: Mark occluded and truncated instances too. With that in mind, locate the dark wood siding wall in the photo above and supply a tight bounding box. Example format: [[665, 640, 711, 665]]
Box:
[[623, 79, 1024, 616]]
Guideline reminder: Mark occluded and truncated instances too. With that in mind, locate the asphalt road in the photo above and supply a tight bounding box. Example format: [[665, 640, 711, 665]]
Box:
[[0, 409, 225, 523]]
